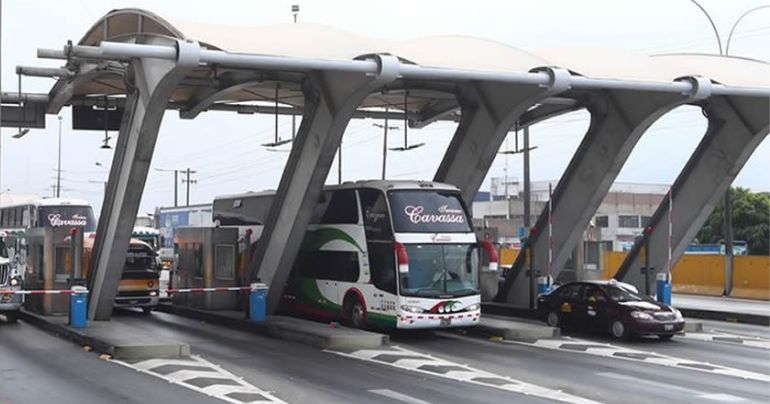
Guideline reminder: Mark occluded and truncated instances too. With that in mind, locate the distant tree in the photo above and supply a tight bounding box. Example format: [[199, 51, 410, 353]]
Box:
[[696, 187, 770, 255]]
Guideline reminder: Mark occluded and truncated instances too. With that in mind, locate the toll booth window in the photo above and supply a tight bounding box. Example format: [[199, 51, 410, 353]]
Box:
[[294, 250, 360, 282], [214, 244, 235, 280], [359, 189, 393, 241], [320, 190, 359, 224], [192, 243, 203, 279], [367, 242, 397, 294], [54, 246, 72, 282]]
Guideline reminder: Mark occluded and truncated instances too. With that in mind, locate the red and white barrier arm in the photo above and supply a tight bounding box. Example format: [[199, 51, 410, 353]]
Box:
[[0, 289, 88, 295], [163, 286, 253, 294]]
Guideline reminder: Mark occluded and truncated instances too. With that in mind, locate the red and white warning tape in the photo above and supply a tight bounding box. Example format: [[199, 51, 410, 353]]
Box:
[[1, 285, 255, 296], [0, 289, 88, 295], [164, 286, 252, 294]]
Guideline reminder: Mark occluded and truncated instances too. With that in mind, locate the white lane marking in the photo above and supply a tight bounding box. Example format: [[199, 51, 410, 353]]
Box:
[[505, 337, 770, 383], [111, 355, 286, 404], [698, 393, 748, 402], [597, 372, 746, 402], [327, 346, 604, 404], [681, 332, 770, 350], [369, 389, 433, 404]]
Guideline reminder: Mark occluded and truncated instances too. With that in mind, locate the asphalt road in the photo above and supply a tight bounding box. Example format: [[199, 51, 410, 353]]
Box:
[[0, 319, 219, 404], [2, 311, 769, 404]]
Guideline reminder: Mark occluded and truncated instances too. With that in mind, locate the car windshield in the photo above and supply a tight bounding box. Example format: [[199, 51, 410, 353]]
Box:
[[605, 285, 654, 303], [399, 244, 479, 298]]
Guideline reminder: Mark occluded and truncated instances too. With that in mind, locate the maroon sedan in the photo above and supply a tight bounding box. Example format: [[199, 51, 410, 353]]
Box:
[[537, 280, 685, 340]]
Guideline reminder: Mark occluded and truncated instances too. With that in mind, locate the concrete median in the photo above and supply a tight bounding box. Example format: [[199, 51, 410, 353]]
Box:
[[156, 303, 388, 350], [18, 309, 190, 359]]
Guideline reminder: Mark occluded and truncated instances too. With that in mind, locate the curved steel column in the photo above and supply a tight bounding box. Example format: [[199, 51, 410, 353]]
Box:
[[615, 94, 769, 289], [88, 39, 200, 320], [498, 85, 699, 306], [250, 55, 400, 314]]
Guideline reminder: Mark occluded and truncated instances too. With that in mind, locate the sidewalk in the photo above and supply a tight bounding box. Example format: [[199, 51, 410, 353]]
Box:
[[672, 294, 769, 325]]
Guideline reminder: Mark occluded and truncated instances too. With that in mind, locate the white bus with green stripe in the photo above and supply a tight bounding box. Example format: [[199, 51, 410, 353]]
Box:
[[213, 180, 497, 329]]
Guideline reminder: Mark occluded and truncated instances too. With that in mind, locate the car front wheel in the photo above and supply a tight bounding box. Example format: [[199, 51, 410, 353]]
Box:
[[610, 319, 629, 339], [546, 311, 561, 328], [658, 334, 674, 341]]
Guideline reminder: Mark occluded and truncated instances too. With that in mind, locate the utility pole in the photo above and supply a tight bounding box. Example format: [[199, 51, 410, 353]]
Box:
[[523, 126, 534, 308], [56, 116, 62, 197], [182, 168, 197, 206], [374, 113, 398, 180]]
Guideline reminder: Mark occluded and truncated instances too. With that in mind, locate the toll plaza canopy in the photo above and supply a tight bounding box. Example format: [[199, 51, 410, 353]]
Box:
[[13, 8, 768, 320]]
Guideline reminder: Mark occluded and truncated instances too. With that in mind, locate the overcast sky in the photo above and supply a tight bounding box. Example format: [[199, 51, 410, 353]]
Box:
[[1, 0, 768, 215]]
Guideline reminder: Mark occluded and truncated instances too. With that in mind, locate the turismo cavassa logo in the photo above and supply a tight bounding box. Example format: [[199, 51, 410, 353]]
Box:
[[404, 205, 465, 225]]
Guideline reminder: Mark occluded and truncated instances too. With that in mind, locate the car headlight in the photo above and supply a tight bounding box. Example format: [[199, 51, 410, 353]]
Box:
[[673, 309, 683, 321], [465, 304, 480, 312], [400, 305, 425, 314], [630, 311, 653, 321], [9, 277, 20, 287]]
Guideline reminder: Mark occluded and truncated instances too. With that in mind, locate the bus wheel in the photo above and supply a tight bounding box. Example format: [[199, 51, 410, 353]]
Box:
[[4, 310, 20, 323], [345, 297, 366, 329]]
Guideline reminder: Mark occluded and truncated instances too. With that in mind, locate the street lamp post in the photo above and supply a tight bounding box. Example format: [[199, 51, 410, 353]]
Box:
[[155, 168, 182, 207], [56, 116, 62, 197]]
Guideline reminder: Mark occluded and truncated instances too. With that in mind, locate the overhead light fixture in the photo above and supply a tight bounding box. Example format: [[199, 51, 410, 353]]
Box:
[[390, 90, 425, 151], [262, 83, 293, 147], [12, 128, 30, 139]]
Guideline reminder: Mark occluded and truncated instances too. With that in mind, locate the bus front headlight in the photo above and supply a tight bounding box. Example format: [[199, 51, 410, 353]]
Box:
[[400, 305, 425, 314]]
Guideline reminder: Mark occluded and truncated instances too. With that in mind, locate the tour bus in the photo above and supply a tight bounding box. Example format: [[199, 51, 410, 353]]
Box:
[[83, 234, 160, 313], [213, 180, 496, 329]]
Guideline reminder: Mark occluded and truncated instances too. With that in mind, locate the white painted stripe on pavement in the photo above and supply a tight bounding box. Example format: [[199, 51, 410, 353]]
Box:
[[328, 346, 604, 404], [697, 393, 748, 402], [597, 371, 746, 402], [369, 389, 433, 404], [681, 332, 770, 350], [111, 355, 286, 404], [505, 337, 770, 383]]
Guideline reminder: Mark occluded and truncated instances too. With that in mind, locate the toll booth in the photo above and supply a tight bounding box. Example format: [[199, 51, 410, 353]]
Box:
[[172, 227, 239, 310], [24, 226, 83, 315]]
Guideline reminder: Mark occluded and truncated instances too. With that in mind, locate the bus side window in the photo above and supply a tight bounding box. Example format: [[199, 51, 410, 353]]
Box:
[[368, 242, 396, 295], [359, 189, 392, 241], [321, 190, 358, 224]]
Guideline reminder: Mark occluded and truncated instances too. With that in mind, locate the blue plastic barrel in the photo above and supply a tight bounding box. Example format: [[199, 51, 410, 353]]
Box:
[[69, 286, 88, 329], [656, 273, 672, 305], [537, 276, 552, 295], [249, 283, 268, 322]]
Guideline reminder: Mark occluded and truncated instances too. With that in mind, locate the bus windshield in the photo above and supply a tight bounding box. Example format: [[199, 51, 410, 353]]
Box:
[[388, 190, 471, 233], [400, 244, 479, 298]]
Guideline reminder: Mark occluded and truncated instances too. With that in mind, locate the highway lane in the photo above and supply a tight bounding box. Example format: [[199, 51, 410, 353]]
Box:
[[390, 329, 770, 404], [110, 310, 564, 404], [0, 320, 219, 404], [560, 329, 770, 375]]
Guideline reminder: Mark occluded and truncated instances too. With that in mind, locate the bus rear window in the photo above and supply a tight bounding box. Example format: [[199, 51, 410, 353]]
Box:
[[388, 190, 471, 233]]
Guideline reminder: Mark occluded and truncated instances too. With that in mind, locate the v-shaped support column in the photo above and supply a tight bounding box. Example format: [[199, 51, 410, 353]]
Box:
[[89, 39, 200, 320], [251, 55, 400, 314], [434, 68, 571, 203], [615, 93, 769, 289], [498, 79, 709, 306]]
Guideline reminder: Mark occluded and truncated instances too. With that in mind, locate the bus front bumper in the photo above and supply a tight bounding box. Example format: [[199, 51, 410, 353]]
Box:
[[396, 310, 481, 329], [114, 294, 159, 308]]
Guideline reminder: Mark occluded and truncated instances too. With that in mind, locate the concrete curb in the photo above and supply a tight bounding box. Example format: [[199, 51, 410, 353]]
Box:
[[680, 308, 770, 326], [18, 309, 190, 359], [156, 303, 388, 350], [468, 318, 560, 341]]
